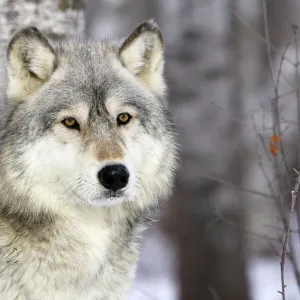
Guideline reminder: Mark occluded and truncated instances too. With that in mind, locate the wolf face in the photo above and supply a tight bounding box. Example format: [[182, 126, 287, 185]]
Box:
[[1, 21, 177, 214]]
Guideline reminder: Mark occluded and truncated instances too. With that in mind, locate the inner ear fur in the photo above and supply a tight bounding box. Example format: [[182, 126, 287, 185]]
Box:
[[6, 27, 57, 103], [119, 20, 166, 97]]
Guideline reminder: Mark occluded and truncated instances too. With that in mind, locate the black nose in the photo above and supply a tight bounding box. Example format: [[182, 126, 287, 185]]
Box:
[[98, 164, 129, 192]]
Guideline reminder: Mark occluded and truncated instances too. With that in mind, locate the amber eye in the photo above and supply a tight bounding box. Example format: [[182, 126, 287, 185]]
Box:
[[117, 113, 132, 126], [61, 117, 80, 130]]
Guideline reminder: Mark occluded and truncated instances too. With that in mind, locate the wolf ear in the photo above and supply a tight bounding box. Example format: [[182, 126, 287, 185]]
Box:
[[119, 20, 166, 96], [6, 27, 56, 103]]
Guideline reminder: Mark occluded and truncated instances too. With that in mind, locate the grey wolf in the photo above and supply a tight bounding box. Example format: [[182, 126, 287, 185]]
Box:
[[0, 20, 178, 299]]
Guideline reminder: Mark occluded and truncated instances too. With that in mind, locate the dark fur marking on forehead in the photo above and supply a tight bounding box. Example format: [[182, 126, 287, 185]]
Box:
[[37, 103, 73, 132], [42, 102, 72, 116], [96, 103, 101, 117], [88, 101, 109, 125], [92, 87, 107, 117], [123, 97, 149, 115], [93, 87, 106, 103]]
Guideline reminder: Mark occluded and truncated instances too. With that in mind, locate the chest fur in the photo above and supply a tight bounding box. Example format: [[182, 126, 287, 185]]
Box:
[[0, 215, 139, 300]]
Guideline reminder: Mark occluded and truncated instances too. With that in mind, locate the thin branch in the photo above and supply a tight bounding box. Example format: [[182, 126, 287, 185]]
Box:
[[262, 0, 276, 89], [265, 224, 300, 234], [262, 1, 289, 182], [273, 90, 297, 100], [274, 35, 295, 187], [230, 7, 295, 67], [294, 24, 300, 171], [259, 8, 300, 295], [262, 0, 280, 190], [200, 174, 275, 200], [208, 285, 221, 300], [275, 36, 295, 89], [214, 212, 280, 242], [278, 169, 300, 299]]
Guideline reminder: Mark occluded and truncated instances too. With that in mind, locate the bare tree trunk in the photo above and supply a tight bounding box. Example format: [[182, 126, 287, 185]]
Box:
[[169, 1, 250, 299], [0, 0, 85, 101]]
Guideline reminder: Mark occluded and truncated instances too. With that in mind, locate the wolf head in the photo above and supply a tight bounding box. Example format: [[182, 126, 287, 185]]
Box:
[[0, 21, 177, 216]]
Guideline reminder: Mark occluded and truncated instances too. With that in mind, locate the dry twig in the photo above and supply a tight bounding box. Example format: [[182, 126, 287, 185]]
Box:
[[278, 169, 300, 299]]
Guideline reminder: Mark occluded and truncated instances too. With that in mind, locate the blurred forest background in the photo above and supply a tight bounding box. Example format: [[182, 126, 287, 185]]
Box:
[[2, 0, 300, 299]]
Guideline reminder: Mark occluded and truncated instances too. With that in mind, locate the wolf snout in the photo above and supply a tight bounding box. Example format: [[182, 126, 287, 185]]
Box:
[[98, 164, 129, 192]]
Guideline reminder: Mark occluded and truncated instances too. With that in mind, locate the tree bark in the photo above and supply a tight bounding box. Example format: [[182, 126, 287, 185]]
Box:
[[168, 1, 250, 299]]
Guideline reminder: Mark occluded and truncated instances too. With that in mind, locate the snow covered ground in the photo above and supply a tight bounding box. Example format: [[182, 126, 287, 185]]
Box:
[[129, 226, 299, 300], [129, 225, 179, 300]]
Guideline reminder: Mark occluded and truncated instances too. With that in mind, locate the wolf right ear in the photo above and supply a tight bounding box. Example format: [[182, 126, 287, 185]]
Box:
[[119, 20, 166, 97], [6, 27, 56, 103]]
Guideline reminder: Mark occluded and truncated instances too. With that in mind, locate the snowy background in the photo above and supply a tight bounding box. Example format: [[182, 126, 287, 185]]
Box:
[[129, 225, 300, 300]]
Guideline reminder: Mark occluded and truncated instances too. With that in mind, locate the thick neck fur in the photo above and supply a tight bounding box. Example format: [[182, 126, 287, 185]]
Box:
[[0, 168, 144, 300]]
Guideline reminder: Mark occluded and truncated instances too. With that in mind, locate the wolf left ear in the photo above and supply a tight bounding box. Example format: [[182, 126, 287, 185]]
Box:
[[119, 20, 166, 96], [6, 27, 56, 103]]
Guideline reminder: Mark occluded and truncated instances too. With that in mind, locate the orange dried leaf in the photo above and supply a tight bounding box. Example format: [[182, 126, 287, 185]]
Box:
[[270, 135, 280, 144], [269, 143, 279, 156]]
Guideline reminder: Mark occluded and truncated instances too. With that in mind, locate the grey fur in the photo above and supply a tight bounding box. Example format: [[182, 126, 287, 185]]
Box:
[[0, 20, 178, 300]]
